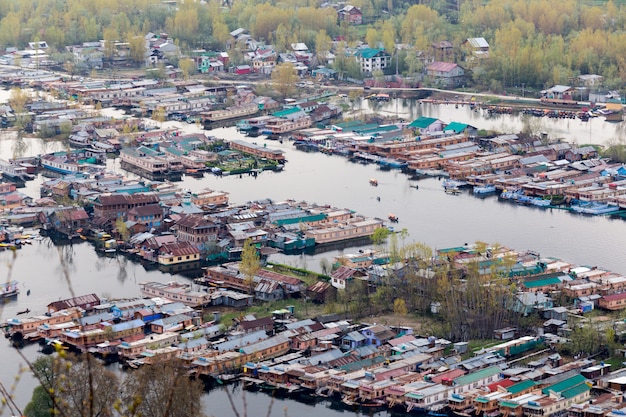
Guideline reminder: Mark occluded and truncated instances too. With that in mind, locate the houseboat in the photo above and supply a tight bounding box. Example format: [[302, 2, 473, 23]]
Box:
[[4, 307, 84, 341], [39, 152, 93, 175], [0, 158, 32, 185], [202, 103, 259, 123], [119, 146, 183, 181], [262, 116, 312, 136], [138, 281, 213, 308]]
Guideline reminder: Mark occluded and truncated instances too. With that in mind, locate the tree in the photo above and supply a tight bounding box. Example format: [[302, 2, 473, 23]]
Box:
[[271, 62, 298, 98], [240, 238, 260, 294], [24, 385, 53, 417], [179, 58, 196, 80], [26, 354, 119, 417], [315, 29, 332, 63], [393, 298, 408, 315], [115, 217, 129, 242], [370, 227, 390, 247], [119, 359, 203, 417], [152, 107, 166, 126], [9, 87, 32, 132], [127, 33, 147, 65]]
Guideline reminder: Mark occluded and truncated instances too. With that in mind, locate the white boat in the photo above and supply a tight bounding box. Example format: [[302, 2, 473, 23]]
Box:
[[531, 198, 551, 207], [571, 202, 620, 215], [473, 184, 496, 194], [0, 280, 19, 298], [443, 179, 467, 189]]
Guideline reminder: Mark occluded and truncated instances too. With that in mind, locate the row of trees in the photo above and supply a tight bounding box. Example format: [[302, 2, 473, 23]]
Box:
[[3, 0, 626, 89]]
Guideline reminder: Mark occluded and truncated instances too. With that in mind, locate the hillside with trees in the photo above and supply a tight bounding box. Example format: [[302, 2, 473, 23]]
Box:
[[0, 0, 625, 91]]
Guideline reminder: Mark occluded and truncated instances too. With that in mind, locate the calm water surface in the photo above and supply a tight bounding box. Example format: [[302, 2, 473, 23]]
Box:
[[1, 98, 626, 413]]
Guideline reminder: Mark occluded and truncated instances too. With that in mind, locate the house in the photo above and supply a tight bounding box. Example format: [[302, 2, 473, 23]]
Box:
[[92, 192, 160, 221], [338, 5, 363, 24], [341, 330, 367, 351], [432, 41, 454, 62], [127, 204, 163, 230], [512, 292, 553, 315], [255, 279, 284, 302], [564, 146, 598, 162], [157, 241, 201, 266], [542, 85, 576, 101], [444, 122, 477, 137], [44, 207, 90, 237], [408, 116, 445, 136], [150, 313, 194, 334], [360, 324, 396, 346], [598, 292, 626, 310], [174, 214, 220, 245], [330, 266, 358, 289], [235, 65, 251, 75], [578, 74, 603, 87], [237, 316, 274, 334], [306, 280, 336, 303], [354, 48, 391, 74], [426, 62, 465, 87], [48, 294, 101, 314], [463, 37, 490, 59]]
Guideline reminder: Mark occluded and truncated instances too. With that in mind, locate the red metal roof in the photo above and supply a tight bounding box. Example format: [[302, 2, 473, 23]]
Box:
[[488, 379, 515, 392], [427, 61, 459, 72], [602, 292, 626, 302]]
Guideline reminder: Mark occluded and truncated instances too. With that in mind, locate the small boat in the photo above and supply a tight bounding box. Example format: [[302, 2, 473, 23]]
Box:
[[16, 308, 30, 315], [443, 179, 467, 189], [388, 214, 399, 223], [369, 178, 378, 186], [531, 197, 551, 207], [473, 184, 496, 194], [445, 187, 461, 195], [0, 280, 19, 299]]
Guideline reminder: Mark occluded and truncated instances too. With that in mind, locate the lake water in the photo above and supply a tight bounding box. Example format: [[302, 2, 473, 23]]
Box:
[[1, 97, 626, 414]]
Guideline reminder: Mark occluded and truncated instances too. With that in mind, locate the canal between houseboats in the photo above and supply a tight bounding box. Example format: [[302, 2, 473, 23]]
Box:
[[1, 98, 626, 414]]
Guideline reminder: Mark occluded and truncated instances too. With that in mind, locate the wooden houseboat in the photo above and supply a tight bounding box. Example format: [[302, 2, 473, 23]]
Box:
[[138, 281, 213, 308], [201, 103, 259, 123]]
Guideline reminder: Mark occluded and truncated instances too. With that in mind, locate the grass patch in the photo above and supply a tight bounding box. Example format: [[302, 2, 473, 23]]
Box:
[[217, 298, 325, 328]]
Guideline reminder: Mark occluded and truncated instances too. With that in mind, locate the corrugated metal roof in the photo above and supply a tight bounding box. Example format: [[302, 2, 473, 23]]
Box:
[[454, 366, 502, 386]]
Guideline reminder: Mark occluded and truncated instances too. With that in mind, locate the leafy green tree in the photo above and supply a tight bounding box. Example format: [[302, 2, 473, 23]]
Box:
[[271, 62, 298, 98], [24, 385, 53, 417], [240, 238, 260, 294]]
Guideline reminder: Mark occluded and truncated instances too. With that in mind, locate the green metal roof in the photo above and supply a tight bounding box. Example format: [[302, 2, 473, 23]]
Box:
[[561, 383, 590, 399], [507, 379, 536, 394], [408, 116, 439, 129], [272, 107, 302, 118], [445, 122, 469, 133], [405, 392, 424, 400], [355, 125, 401, 135], [542, 374, 587, 395], [337, 356, 385, 372], [355, 48, 387, 59], [333, 120, 367, 129], [454, 366, 502, 386], [522, 276, 562, 289], [273, 213, 327, 226]]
